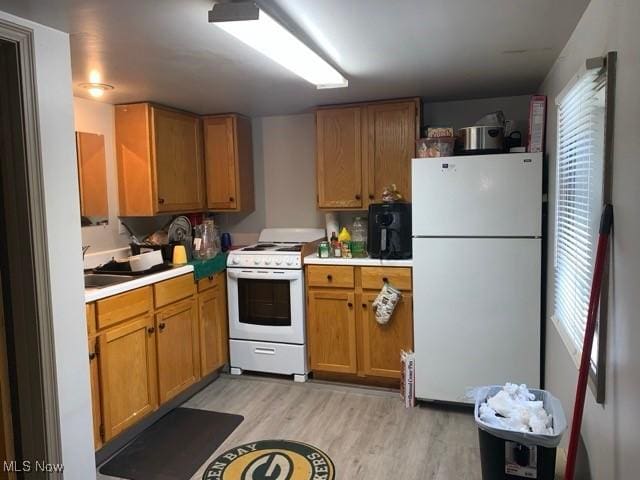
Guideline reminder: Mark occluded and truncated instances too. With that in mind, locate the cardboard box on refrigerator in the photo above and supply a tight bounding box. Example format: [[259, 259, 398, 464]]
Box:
[[527, 95, 547, 153]]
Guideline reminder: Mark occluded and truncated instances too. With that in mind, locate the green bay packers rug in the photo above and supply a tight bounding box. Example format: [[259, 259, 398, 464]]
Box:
[[202, 440, 335, 480]]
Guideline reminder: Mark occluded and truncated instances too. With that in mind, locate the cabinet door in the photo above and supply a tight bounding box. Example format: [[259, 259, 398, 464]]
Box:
[[99, 315, 158, 441], [360, 292, 413, 379], [156, 298, 200, 403], [204, 116, 237, 210], [365, 101, 417, 204], [76, 132, 108, 217], [307, 289, 357, 374], [316, 107, 363, 209], [152, 107, 205, 212], [88, 338, 102, 450], [199, 280, 229, 376]]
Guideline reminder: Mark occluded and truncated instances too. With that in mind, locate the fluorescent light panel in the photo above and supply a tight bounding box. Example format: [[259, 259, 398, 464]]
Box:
[[216, 10, 347, 89]]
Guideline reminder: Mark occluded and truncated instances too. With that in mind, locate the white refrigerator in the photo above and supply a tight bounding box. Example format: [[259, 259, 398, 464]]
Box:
[[412, 152, 542, 403]]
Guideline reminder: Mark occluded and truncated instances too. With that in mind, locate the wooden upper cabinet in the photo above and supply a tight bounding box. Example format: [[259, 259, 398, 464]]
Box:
[[115, 103, 205, 216], [203, 115, 254, 212], [316, 107, 363, 209], [152, 107, 205, 212], [364, 101, 418, 203], [315, 98, 419, 210], [76, 132, 108, 217]]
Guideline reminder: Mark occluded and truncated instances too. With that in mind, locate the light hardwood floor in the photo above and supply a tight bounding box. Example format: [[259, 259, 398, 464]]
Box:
[[187, 375, 481, 480], [99, 375, 565, 479]]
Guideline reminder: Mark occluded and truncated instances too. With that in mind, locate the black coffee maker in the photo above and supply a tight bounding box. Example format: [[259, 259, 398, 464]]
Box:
[[367, 203, 412, 259]]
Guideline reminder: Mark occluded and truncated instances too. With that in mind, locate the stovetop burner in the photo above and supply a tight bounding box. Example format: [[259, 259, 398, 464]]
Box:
[[241, 243, 278, 251], [276, 245, 303, 252], [239, 243, 305, 252]]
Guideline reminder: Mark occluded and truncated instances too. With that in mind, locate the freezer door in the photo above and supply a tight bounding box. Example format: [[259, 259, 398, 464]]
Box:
[[413, 237, 541, 403], [412, 153, 542, 237]]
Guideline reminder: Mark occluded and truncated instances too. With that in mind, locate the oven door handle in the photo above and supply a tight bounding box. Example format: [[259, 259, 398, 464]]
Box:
[[254, 347, 276, 355], [227, 270, 301, 281]]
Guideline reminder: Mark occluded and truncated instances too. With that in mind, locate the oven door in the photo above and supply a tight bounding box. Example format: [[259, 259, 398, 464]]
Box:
[[227, 268, 305, 345]]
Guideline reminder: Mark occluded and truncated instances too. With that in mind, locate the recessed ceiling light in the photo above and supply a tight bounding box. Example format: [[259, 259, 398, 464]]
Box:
[[209, 2, 348, 89], [79, 83, 114, 98]]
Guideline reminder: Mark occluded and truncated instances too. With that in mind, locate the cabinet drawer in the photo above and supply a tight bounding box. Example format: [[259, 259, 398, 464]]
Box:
[[307, 266, 354, 288], [361, 267, 412, 291], [197, 273, 224, 293], [154, 274, 195, 308], [96, 286, 152, 330]]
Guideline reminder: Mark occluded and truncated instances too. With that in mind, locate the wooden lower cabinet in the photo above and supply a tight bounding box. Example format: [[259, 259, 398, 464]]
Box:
[[88, 272, 229, 449], [306, 265, 413, 384], [88, 337, 102, 449], [155, 298, 200, 403], [98, 314, 158, 441], [198, 280, 229, 376], [360, 292, 413, 378], [307, 289, 358, 374]]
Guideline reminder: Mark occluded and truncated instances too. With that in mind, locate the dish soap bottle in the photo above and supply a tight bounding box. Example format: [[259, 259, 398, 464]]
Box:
[[338, 227, 352, 258], [350, 216, 367, 258]]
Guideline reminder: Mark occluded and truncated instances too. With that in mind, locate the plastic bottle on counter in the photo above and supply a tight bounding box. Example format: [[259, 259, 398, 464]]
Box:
[[338, 227, 352, 258], [338, 227, 351, 243], [330, 231, 341, 257], [350, 216, 368, 258]]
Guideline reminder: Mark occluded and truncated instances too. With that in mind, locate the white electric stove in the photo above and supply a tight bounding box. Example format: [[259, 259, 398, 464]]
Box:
[[226, 228, 324, 382]]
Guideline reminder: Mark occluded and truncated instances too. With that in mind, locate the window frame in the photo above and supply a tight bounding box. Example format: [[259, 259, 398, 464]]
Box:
[[551, 52, 616, 404]]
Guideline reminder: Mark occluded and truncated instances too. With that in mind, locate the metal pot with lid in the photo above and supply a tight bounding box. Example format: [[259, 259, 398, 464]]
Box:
[[458, 125, 505, 154]]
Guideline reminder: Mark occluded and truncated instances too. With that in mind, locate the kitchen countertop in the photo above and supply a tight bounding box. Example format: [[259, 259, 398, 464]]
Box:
[[84, 265, 195, 303], [303, 253, 413, 267]]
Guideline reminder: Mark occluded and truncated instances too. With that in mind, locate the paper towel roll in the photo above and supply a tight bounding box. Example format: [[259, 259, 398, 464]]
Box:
[[325, 212, 339, 242]]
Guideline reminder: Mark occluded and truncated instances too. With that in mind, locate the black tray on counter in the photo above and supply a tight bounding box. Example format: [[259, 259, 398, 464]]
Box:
[[92, 261, 173, 276]]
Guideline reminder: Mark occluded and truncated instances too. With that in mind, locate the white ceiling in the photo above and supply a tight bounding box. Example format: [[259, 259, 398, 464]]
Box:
[[0, 0, 589, 116]]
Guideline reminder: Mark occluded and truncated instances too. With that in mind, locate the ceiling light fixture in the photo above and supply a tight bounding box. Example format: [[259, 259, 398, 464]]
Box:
[[79, 83, 114, 98], [209, 1, 348, 89]]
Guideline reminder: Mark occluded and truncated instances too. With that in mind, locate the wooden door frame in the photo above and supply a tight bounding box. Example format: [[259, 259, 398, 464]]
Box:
[[0, 19, 63, 471]]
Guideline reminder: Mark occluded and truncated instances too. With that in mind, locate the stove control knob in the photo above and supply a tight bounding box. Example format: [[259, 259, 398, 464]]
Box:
[[253, 258, 261, 265], [275, 258, 282, 265], [264, 257, 272, 265], [231, 256, 239, 265], [286, 257, 293, 266]]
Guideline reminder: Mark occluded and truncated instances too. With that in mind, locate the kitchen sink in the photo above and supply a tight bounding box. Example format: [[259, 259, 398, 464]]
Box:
[[84, 274, 137, 289]]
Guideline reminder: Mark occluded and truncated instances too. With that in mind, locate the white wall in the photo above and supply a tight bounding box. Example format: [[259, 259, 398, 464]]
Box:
[[74, 97, 131, 252], [422, 94, 532, 134], [262, 114, 324, 229], [540, 0, 640, 478], [0, 10, 96, 479]]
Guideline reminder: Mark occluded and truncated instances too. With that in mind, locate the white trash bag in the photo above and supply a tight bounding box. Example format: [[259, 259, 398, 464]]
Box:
[[469, 384, 567, 448]]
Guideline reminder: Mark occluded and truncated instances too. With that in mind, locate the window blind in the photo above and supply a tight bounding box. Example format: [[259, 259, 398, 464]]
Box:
[[554, 67, 606, 362]]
